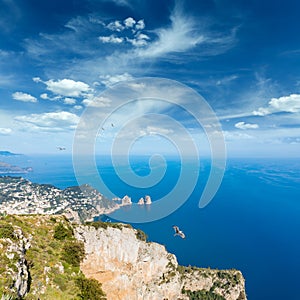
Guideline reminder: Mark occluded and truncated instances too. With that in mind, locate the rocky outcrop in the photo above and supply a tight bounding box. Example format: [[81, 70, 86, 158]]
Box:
[[121, 195, 132, 206], [137, 197, 144, 205], [4, 228, 32, 298], [144, 195, 152, 205], [137, 196, 152, 205], [75, 224, 246, 300]]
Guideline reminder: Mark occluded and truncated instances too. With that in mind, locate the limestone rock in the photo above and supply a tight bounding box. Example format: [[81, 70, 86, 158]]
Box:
[[144, 195, 152, 205], [121, 195, 132, 206], [74, 224, 246, 300], [137, 197, 144, 205]]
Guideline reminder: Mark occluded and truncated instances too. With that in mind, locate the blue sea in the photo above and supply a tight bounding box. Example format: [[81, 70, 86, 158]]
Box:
[[2, 154, 300, 300]]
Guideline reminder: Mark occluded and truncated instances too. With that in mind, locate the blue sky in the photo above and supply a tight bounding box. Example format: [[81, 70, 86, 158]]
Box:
[[0, 0, 300, 157]]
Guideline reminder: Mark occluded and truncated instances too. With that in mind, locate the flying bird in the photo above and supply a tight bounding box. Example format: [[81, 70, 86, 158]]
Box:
[[57, 147, 66, 151], [173, 225, 185, 239], [111, 123, 114, 127]]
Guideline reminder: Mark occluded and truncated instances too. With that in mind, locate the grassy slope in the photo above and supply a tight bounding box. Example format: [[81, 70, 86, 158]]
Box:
[[0, 215, 84, 300]]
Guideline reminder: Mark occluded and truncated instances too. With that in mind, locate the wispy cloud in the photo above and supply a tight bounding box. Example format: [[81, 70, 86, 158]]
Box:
[[101, 0, 132, 8], [235, 121, 259, 130], [99, 35, 124, 43], [22, 4, 238, 84], [134, 5, 236, 59], [0, 128, 12, 135], [12, 92, 37, 103], [14, 111, 79, 132], [216, 75, 238, 86], [100, 73, 133, 87], [82, 95, 112, 107]]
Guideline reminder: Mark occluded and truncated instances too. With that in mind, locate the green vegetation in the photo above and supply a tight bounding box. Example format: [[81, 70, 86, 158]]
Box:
[[217, 270, 241, 287], [85, 220, 132, 231], [135, 228, 147, 241], [0, 223, 14, 239], [62, 241, 85, 267], [85, 221, 109, 229], [0, 215, 85, 299], [182, 288, 225, 300], [0, 294, 15, 300], [75, 276, 106, 300], [53, 222, 74, 240]]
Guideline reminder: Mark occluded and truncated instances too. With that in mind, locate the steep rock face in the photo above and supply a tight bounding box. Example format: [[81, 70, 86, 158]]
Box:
[[75, 225, 247, 300], [75, 225, 181, 300], [3, 228, 32, 298]]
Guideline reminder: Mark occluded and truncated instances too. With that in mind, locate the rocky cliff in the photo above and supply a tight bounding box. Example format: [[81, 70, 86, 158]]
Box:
[[75, 224, 246, 300], [0, 215, 246, 300]]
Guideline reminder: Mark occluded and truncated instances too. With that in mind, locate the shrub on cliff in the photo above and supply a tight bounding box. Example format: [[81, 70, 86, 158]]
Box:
[[182, 288, 226, 300], [135, 229, 147, 241], [61, 241, 85, 267], [53, 223, 73, 240], [0, 224, 14, 239], [75, 276, 106, 300]]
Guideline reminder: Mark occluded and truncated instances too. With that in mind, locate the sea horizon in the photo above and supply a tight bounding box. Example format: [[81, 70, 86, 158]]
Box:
[[0, 154, 299, 299]]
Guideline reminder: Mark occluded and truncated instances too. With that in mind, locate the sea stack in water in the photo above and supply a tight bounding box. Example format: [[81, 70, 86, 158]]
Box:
[[145, 195, 152, 204], [138, 197, 145, 205], [121, 195, 132, 206]]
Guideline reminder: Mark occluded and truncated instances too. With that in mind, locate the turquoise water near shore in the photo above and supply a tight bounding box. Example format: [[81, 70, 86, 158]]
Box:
[[2, 154, 300, 300]]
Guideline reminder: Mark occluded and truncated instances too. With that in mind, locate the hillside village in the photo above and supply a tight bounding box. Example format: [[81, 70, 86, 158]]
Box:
[[0, 176, 134, 223]]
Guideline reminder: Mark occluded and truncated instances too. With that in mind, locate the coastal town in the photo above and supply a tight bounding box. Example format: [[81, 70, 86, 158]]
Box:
[[0, 176, 151, 223]]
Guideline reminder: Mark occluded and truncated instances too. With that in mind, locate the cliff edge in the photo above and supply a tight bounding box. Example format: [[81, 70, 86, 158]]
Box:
[[0, 215, 246, 300], [76, 223, 246, 300]]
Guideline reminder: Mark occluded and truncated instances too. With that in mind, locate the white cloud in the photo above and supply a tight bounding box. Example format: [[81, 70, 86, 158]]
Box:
[[235, 121, 259, 130], [82, 95, 112, 107], [127, 33, 150, 47], [40, 93, 48, 99], [124, 17, 136, 28], [135, 19, 145, 30], [224, 131, 254, 141], [107, 20, 125, 32], [253, 94, 300, 116], [35, 78, 90, 97], [39, 93, 61, 101], [100, 73, 133, 87], [64, 97, 76, 105], [99, 35, 124, 44], [32, 77, 41, 83], [216, 75, 238, 86], [133, 5, 236, 59], [74, 105, 83, 110], [134, 7, 205, 58], [106, 17, 143, 32], [0, 128, 12, 135], [12, 92, 37, 103], [109, 0, 131, 7], [15, 111, 79, 131], [145, 126, 174, 136]]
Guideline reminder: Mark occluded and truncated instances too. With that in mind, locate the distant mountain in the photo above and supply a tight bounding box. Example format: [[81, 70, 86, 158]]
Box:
[[0, 161, 32, 174], [0, 151, 20, 156]]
